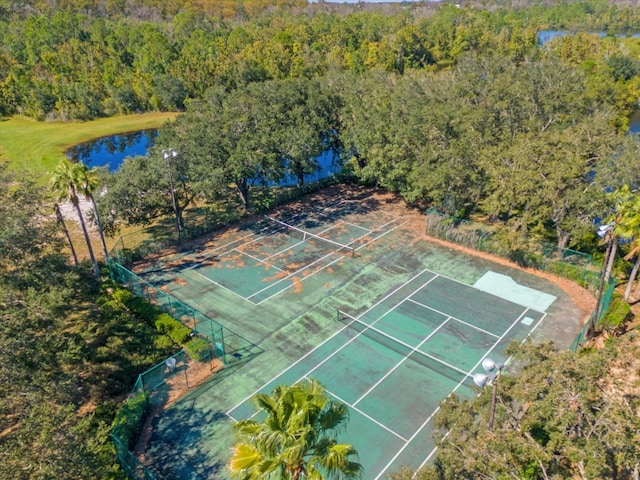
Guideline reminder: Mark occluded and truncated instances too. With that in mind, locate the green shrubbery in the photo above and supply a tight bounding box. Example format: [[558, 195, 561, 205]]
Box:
[[110, 282, 209, 362], [184, 336, 209, 362], [154, 313, 192, 344], [111, 392, 149, 450], [600, 293, 631, 333]]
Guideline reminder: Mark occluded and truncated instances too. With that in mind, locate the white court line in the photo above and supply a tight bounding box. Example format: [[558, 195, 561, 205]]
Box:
[[193, 222, 291, 266], [375, 307, 534, 479], [405, 297, 505, 337], [353, 269, 437, 320], [314, 381, 408, 442], [406, 298, 501, 339], [190, 268, 255, 304], [225, 314, 364, 417], [258, 239, 306, 263], [240, 249, 286, 272], [255, 255, 345, 305], [226, 270, 435, 418], [373, 275, 440, 323], [355, 219, 410, 251], [352, 318, 450, 407], [357, 320, 472, 379], [248, 251, 342, 301], [372, 215, 410, 232]]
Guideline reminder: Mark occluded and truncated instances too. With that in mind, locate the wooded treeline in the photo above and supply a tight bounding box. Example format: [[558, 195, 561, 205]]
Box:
[[102, 53, 640, 253], [2, 0, 640, 120]]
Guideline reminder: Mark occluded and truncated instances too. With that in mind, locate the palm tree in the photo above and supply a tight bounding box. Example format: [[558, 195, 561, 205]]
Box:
[[613, 188, 640, 301], [75, 163, 109, 261], [50, 159, 100, 276], [228, 378, 362, 480], [53, 202, 79, 266]]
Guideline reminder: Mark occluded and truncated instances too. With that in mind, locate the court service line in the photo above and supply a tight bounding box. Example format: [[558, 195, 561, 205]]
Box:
[[193, 223, 289, 266], [357, 273, 440, 329], [257, 239, 306, 263], [194, 223, 283, 259], [405, 297, 501, 339], [372, 215, 410, 232], [367, 321, 472, 378], [190, 269, 256, 304], [248, 251, 343, 301], [352, 318, 451, 407], [354, 269, 438, 323], [225, 313, 366, 417], [309, 380, 408, 442], [375, 307, 534, 479], [354, 219, 411, 252], [255, 255, 345, 305], [338, 220, 372, 233], [238, 249, 286, 272]]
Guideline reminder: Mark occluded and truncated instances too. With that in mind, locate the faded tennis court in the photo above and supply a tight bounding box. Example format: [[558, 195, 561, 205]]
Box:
[[227, 269, 553, 478], [135, 185, 584, 479]]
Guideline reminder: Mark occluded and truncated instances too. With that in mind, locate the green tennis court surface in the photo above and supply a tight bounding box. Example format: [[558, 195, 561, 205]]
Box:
[[137, 186, 583, 480], [227, 269, 547, 478]]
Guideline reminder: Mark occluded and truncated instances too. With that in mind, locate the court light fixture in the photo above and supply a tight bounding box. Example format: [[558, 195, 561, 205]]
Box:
[[473, 357, 504, 430], [162, 148, 182, 236], [590, 221, 616, 339]]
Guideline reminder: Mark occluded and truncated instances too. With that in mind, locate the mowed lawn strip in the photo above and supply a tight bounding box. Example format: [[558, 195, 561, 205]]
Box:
[[0, 112, 177, 181]]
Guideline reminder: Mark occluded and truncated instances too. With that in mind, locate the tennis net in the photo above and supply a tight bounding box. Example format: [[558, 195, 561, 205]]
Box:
[[265, 216, 355, 257], [337, 310, 472, 385]]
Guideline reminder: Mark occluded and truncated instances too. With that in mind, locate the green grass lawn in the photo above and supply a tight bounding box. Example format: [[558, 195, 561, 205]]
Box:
[[0, 112, 177, 182]]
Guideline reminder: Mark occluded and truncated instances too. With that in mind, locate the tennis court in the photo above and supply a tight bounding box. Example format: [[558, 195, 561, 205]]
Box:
[[226, 268, 549, 478], [136, 185, 582, 480], [135, 202, 406, 308]]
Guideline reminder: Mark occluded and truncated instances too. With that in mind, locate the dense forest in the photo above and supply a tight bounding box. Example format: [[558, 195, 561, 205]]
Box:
[[2, 0, 640, 479], [2, 0, 640, 121]]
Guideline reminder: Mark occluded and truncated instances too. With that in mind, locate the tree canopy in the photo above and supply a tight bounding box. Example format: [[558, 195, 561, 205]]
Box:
[[390, 338, 640, 480]]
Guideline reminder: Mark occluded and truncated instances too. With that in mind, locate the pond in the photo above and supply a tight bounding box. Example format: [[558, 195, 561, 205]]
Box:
[[537, 30, 640, 45], [67, 130, 158, 171], [67, 130, 341, 187], [629, 110, 640, 135]]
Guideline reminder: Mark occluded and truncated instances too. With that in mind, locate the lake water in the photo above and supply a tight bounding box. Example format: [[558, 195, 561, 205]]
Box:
[[629, 110, 640, 134], [538, 30, 640, 45], [67, 130, 158, 171], [68, 130, 340, 186]]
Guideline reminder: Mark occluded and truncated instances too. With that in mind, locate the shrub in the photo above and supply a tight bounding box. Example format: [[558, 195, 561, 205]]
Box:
[[111, 392, 149, 450], [111, 288, 133, 305], [154, 313, 191, 344], [154, 334, 175, 350], [184, 337, 209, 362], [126, 296, 159, 322], [600, 293, 631, 333]]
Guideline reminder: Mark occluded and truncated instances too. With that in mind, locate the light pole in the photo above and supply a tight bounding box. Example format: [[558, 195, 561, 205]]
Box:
[[162, 148, 182, 236], [589, 222, 615, 339], [473, 357, 504, 430]]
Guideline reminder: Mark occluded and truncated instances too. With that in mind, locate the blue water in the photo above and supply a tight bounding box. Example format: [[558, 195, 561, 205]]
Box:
[[538, 30, 640, 45], [67, 130, 340, 186], [67, 130, 158, 171]]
